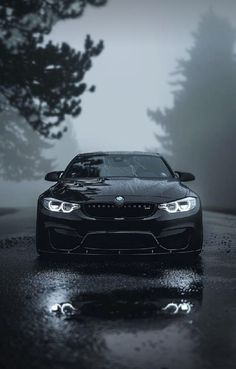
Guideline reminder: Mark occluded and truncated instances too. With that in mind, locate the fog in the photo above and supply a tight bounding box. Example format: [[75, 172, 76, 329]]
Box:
[[1, 0, 236, 211]]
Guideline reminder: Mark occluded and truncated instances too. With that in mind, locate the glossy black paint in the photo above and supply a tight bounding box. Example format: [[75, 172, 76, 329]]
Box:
[[36, 152, 203, 256], [45, 171, 63, 182], [175, 171, 196, 182]]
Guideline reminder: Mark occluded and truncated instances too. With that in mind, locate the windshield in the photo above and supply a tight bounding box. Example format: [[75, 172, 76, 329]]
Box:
[[64, 154, 173, 179]]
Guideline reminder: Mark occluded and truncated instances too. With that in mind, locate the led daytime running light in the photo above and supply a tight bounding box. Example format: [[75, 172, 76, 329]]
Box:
[[43, 198, 80, 213], [158, 197, 196, 213]]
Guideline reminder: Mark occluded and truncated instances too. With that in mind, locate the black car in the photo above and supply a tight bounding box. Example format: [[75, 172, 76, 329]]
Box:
[[36, 151, 203, 257]]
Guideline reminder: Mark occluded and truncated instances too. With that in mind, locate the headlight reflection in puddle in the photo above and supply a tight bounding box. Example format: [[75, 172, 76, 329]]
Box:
[[50, 302, 76, 316], [162, 301, 192, 314]]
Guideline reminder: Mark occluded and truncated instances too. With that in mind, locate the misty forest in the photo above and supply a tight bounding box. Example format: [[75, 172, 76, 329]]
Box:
[[148, 10, 236, 212], [0, 1, 235, 212]]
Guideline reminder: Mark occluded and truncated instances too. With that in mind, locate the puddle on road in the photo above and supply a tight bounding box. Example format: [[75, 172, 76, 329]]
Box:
[[48, 265, 203, 320], [50, 299, 194, 319]]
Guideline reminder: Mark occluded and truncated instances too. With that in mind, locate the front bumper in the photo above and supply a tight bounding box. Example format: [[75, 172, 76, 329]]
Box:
[[36, 200, 203, 256]]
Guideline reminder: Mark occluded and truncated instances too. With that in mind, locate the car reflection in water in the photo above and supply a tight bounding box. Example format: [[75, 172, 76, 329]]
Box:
[[35, 258, 204, 368], [43, 258, 203, 321]]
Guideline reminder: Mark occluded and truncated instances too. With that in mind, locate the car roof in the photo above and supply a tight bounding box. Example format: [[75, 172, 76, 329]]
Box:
[[75, 151, 161, 157]]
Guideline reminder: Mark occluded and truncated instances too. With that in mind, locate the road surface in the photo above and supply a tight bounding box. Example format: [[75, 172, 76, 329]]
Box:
[[0, 209, 235, 369]]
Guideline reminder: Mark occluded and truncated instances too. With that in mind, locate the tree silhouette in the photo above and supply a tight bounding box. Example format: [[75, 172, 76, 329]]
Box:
[[148, 10, 236, 211], [0, 112, 80, 181], [0, 0, 107, 180], [0, 111, 54, 180], [0, 0, 107, 138]]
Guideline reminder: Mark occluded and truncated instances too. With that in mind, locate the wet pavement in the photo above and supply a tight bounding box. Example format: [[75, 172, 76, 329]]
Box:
[[0, 210, 235, 369]]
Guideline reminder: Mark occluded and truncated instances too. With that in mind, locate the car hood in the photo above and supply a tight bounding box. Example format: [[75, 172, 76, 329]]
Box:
[[48, 178, 189, 203]]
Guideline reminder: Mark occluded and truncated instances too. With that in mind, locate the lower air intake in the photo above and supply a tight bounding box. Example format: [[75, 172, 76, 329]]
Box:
[[82, 232, 158, 250]]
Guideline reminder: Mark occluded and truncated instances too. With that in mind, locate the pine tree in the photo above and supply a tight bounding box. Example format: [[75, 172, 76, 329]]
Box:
[[0, 111, 54, 180], [148, 10, 236, 211], [0, 0, 107, 180], [0, 0, 107, 139]]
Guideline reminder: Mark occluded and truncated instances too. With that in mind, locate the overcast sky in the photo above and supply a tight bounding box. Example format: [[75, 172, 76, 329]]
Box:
[[49, 0, 236, 153]]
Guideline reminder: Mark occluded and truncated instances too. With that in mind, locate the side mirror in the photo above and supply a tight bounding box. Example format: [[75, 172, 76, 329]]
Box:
[[45, 171, 64, 182], [175, 171, 195, 182]]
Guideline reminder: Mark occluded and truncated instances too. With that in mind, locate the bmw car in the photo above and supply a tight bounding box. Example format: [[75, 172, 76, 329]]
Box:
[[36, 152, 203, 257]]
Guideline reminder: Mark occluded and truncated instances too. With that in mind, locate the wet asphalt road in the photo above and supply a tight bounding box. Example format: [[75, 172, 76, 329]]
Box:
[[0, 210, 235, 369]]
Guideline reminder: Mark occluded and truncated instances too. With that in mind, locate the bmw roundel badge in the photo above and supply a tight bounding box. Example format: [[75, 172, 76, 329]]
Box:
[[114, 195, 125, 207]]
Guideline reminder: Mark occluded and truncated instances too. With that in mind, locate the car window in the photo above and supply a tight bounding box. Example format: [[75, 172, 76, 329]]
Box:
[[64, 155, 173, 179]]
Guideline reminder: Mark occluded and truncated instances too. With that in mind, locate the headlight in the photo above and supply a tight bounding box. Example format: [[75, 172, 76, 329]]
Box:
[[158, 197, 197, 213], [43, 198, 80, 213]]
